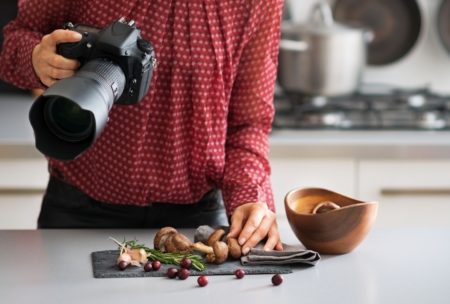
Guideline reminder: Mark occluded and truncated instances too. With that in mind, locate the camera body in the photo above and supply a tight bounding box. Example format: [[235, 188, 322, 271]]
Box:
[[29, 18, 157, 160], [58, 18, 156, 104]]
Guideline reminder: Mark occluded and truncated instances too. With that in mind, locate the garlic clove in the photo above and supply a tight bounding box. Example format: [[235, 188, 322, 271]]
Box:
[[117, 252, 132, 265], [127, 248, 148, 264]]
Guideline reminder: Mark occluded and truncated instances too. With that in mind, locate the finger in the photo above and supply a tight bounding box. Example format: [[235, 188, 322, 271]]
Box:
[[263, 224, 281, 251], [242, 213, 275, 254], [47, 66, 76, 80], [41, 76, 57, 87], [238, 205, 267, 246], [228, 209, 245, 239], [275, 241, 283, 251], [47, 54, 80, 70], [48, 29, 82, 45]]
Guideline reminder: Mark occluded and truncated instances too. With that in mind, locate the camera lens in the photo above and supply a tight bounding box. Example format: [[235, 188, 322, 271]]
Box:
[[30, 58, 126, 160], [43, 96, 94, 142]]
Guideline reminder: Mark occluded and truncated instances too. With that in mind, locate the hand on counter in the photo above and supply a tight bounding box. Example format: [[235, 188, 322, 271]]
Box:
[[227, 202, 283, 255]]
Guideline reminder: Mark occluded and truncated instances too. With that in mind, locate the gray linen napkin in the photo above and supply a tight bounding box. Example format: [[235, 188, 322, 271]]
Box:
[[195, 225, 320, 266], [240, 244, 320, 266]]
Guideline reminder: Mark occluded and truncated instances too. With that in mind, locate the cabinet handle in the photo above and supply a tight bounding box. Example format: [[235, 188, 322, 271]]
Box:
[[380, 188, 450, 196], [0, 187, 45, 195]]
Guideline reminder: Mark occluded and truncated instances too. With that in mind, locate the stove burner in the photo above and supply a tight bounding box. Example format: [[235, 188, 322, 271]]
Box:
[[273, 85, 450, 130]]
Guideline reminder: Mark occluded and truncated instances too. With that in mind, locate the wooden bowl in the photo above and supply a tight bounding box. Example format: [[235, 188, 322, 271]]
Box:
[[284, 187, 378, 254]]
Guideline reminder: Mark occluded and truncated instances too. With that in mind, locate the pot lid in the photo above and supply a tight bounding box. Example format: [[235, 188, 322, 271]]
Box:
[[333, 0, 422, 66]]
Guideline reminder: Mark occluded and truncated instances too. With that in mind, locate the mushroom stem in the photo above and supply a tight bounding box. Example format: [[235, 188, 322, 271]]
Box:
[[191, 242, 214, 254], [207, 229, 226, 246]]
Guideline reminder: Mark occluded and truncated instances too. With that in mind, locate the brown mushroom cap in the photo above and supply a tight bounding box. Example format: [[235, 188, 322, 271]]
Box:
[[227, 237, 242, 259], [164, 234, 178, 253], [212, 241, 229, 264], [172, 233, 193, 252], [154, 227, 177, 250], [207, 229, 226, 247]]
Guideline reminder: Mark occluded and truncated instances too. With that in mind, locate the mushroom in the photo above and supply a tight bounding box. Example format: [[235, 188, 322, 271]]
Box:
[[210, 241, 229, 264], [164, 234, 178, 253], [197, 227, 241, 260], [207, 229, 226, 246], [164, 232, 193, 253], [312, 201, 341, 214], [191, 241, 229, 264], [172, 233, 193, 252], [227, 237, 242, 259], [154, 227, 178, 251]]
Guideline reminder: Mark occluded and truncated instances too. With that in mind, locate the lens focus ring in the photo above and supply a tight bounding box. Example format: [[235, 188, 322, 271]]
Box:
[[77, 59, 126, 102]]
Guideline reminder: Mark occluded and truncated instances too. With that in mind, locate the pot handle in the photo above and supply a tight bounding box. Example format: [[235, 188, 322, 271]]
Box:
[[279, 39, 309, 52], [309, 1, 334, 27], [364, 29, 375, 43]]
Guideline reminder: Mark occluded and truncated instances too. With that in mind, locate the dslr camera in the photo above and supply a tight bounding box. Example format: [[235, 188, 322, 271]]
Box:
[[29, 18, 156, 160]]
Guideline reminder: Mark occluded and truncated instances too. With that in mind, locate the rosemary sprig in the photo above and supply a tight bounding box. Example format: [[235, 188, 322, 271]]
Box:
[[109, 237, 206, 271]]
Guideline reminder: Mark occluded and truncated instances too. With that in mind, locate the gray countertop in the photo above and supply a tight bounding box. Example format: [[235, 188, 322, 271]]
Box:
[[269, 130, 450, 159], [1, 223, 449, 304]]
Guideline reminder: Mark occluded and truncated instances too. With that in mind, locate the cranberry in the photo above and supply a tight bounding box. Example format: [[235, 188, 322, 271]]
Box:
[[152, 260, 161, 271], [143, 262, 153, 272], [180, 257, 192, 269], [178, 268, 190, 280], [118, 261, 129, 271], [197, 275, 208, 287], [271, 274, 283, 286], [166, 267, 178, 279], [234, 269, 245, 279]]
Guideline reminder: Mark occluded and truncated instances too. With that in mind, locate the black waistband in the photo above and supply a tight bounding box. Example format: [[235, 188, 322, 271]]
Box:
[[45, 175, 222, 209], [39, 176, 229, 228]]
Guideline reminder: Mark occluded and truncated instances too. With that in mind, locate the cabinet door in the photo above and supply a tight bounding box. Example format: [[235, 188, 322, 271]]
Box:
[[270, 158, 356, 216], [359, 160, 450, 228], [0, 158, 48, 229]]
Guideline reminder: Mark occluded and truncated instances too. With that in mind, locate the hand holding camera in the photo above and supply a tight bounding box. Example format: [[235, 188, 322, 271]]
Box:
[[29, 18, 156, 161], [32, 29, 82, 87]]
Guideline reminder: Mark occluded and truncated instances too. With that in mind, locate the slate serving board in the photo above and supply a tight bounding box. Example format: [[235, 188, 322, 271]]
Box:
[[92, 250, 292, 278]]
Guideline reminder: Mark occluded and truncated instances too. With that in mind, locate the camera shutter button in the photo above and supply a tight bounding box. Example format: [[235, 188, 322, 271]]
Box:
[[137, 39, 152, 54]]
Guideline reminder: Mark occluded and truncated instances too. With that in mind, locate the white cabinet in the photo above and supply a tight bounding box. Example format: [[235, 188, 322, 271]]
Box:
[[358, 160, 450, 228], [270, 157, 450, 228], [270, 158, 356, 216], [0, 158, 48, 229]]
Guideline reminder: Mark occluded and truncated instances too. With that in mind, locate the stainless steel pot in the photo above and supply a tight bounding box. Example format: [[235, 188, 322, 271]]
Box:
[[278, 2, 372, 97]]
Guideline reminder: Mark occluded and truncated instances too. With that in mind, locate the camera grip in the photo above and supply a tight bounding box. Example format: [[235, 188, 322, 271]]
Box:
[[57, 32, 96, 60], [57, 41, 84, 59]]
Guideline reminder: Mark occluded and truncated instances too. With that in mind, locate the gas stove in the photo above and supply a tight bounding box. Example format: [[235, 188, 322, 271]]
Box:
[[273, 84, 450, 130]]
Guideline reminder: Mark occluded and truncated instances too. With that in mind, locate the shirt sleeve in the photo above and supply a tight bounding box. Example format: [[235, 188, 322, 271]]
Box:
[[221, 0, 283, 215], [0, 0, 71, 90]]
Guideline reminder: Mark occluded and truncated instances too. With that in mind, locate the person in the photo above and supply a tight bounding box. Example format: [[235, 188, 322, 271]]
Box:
[[0, 0, 284, 254]]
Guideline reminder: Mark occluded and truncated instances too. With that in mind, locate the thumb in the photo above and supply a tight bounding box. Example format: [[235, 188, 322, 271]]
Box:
[[49, 29, 82, 45]]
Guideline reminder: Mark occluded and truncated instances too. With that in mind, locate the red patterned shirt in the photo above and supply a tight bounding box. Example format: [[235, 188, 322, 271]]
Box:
[[0, 0, 283, 215]]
